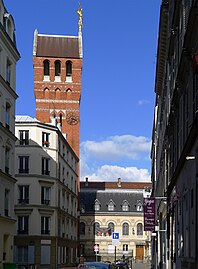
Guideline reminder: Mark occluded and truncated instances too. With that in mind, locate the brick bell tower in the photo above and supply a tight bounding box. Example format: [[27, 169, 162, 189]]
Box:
[[33, 6, 83, 158]]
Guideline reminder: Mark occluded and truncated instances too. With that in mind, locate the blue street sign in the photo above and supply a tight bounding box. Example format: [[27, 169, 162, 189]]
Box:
[[112, 232, 119, 239]]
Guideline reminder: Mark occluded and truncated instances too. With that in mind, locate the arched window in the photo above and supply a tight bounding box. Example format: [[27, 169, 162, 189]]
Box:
[[122, 222, 129, 235], [93, 222, 100, 235], [137, 223, 143, 235], [108, 222, 114, 235], [66, 61, 72, 76], [43, 60, 50, 76], [59, 114, 62, 127], [66, 61, 72, 82], [55, 60, 61, 76], [80, 222, 85, 235]]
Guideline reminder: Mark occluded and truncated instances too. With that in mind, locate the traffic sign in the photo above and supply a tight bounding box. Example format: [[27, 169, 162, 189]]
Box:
[[112, 232, 119, 239]]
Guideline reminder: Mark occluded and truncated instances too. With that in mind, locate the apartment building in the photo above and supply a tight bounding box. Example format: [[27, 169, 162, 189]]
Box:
[[151, 1, 198, 268], [14, 116, 79, 269], [0, 0, 20, 268], [79, 178, 152, 263]]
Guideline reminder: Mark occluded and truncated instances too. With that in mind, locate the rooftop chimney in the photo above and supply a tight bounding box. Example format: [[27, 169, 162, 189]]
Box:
[[85, 177, 88, 186], [117, 178, 122, 188]]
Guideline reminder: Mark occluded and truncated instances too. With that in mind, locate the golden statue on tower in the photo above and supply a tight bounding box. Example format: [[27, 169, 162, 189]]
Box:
[[77, 2, 83, 29]]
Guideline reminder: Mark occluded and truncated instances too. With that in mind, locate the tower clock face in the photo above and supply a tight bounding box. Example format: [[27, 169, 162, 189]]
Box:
[[66, 112, 79, 125]]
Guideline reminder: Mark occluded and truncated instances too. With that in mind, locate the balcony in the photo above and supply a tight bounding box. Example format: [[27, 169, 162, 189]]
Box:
[[18, 199, 29, 204], [43, 141, 50, 147], [18, 229, 28, 234], [41, 229, 50, 235], [42, 199, 50, 206], [19, 169, 29, 174]]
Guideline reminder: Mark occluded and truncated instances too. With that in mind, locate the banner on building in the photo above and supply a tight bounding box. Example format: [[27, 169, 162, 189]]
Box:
[[143, 197, 156, 231]]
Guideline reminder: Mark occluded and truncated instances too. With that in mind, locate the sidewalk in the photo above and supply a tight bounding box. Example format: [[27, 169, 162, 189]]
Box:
[[131, 261, 151, 269]]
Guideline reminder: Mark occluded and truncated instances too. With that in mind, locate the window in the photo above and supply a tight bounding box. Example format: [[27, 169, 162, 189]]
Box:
[[5, 146, 10, 174], [80, 244, 85, 256], [94, 199, 100, 211], [6, 59, 11, 84], [41, 186, 51, 205], [80, 203, 85, 213], [18, 185, 29, 204], [108, 222, 114, 235], [122, 200, 129, 211], [43, 60, 50, 76], [137, 223, 143, 235], [41, 245, 50, 264], [66, 61, 72, 82], [42, 158, 50, 175], [5, 102, 10, 129], [41, 216, 50, 234], [18, 156, 29, 174], [4, 189, 9, 216], [42, 132, 50, 147], [66, 61, 72, 76], [18, 216, 29, 234], [123, 244, 128, 252], [17, 246, 28, 263], [55, 60, 61, 76], [122, 223, 129, 235], [80, 222, 85, 235], [136, 201, 143, 211], [19, 130, 29, 145], [108, 200, 115, 211]]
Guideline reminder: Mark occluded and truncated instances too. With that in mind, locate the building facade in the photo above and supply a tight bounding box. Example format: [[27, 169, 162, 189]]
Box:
[[14, 116, 79, 269], [151, 1, 198, 269], [79, 178, 152, 264], [0, 0, 20, 268]]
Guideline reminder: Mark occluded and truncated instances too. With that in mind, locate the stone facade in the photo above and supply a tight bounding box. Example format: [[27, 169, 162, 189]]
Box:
[[80, 179, 152, 263], [0, 0, 20, 268]]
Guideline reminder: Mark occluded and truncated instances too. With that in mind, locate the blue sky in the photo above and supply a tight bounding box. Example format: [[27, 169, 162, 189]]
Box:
[[4, 0, 161, 182]]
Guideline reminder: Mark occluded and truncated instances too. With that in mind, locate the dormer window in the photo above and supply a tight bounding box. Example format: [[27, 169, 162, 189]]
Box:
[[136, 200, 143, 211], [94, 199, 101, 211], [107, 199, 115, 211], [80, 201, 85, 213], [122, 200, 129, 211]]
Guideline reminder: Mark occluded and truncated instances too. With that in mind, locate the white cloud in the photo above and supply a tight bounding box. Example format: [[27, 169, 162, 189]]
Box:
[[81, 135, 151, 162], [80, 134, 151, 182], [81, 165, 151, 182]]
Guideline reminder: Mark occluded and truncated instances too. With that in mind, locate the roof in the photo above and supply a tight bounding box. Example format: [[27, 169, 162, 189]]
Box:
[[36, 34, 80, 58], [15, 115, 39, 123], [80, 190, 144, 213], [80, 181, 151, 190]]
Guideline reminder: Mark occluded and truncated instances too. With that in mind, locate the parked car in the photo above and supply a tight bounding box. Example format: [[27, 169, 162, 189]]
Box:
[[114, 261, 129, 269]]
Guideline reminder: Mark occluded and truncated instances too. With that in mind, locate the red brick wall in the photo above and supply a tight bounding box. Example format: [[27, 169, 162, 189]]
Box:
[[33, 56, 82, 158]]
